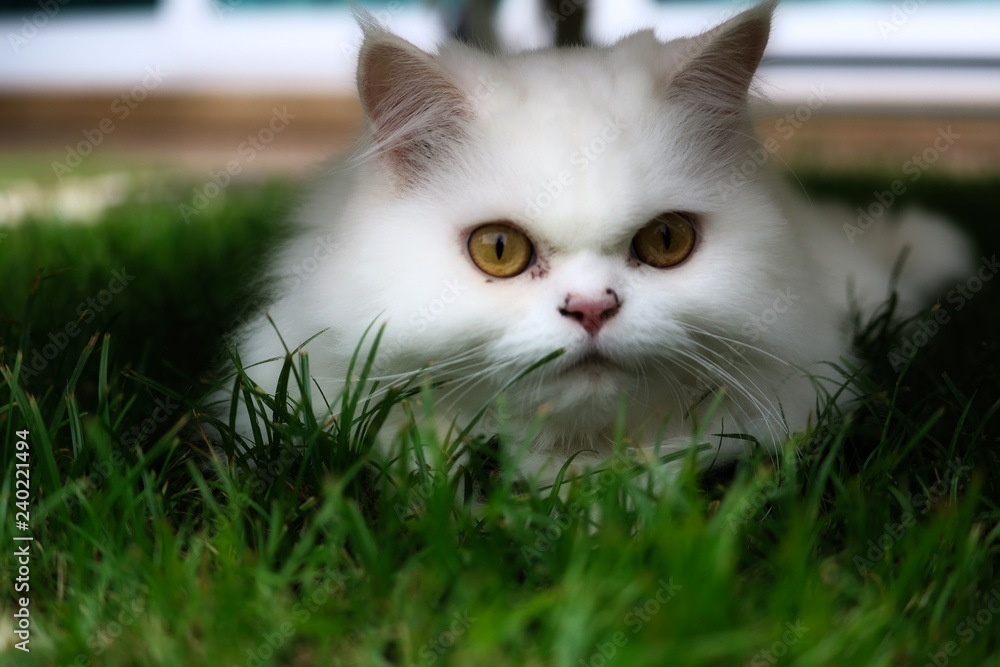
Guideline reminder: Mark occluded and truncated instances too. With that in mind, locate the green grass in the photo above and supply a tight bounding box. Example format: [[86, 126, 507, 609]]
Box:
[[1, 170, 999, 667]]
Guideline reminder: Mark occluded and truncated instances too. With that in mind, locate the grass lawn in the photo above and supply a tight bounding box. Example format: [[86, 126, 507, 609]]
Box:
[[1, 167, 999, 667]]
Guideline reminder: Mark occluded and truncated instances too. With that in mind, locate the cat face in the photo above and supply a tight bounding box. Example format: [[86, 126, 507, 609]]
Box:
[[323, 3, 796, 425], [289, 1, 826, 441]]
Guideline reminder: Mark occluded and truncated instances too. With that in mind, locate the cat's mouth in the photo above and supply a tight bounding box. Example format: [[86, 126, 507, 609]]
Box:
[[563, 350, 619, 374]]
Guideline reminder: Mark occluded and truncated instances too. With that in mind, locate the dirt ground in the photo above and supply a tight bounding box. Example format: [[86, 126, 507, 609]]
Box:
[[1, 93, 998, 177]]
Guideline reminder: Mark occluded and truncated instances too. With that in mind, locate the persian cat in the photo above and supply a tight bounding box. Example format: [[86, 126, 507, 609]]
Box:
[[217, 0, 972, 479]]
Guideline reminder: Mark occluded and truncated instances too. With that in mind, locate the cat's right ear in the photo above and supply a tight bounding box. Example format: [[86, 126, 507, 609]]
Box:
[[355, 16, 472, 181]]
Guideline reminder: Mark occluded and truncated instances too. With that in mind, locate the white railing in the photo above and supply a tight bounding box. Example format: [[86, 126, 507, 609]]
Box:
[[2, 0, 999, 109]]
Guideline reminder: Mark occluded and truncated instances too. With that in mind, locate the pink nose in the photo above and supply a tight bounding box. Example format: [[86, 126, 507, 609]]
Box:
[[559, 289, 621, 336]]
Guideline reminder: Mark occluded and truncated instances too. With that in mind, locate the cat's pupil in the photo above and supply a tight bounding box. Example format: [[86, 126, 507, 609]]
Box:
[[660, 224, 672, 249], [495, 235, 505, 259]]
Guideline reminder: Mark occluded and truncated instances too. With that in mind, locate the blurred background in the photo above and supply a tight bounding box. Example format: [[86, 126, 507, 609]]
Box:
[[0, 0, 998, 224]]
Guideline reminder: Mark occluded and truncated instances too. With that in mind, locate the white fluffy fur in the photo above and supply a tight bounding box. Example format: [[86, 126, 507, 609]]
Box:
[[218, 1, 972, 480]]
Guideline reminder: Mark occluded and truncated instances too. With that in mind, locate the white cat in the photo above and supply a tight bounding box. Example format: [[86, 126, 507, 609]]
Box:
[[218, 0, 972, 480]]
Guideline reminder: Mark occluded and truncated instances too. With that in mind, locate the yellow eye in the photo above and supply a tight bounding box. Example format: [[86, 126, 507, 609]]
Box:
[[632, 212, 696, 268], [467, 222, 533, 277]]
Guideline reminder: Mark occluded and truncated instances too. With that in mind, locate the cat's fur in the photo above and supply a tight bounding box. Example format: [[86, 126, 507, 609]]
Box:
[[218, 0, 973, 479]]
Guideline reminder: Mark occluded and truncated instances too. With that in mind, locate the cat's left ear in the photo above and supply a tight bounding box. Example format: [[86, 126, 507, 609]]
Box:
[[663, 0, 776, 114], [355, 17, 472, 181]]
